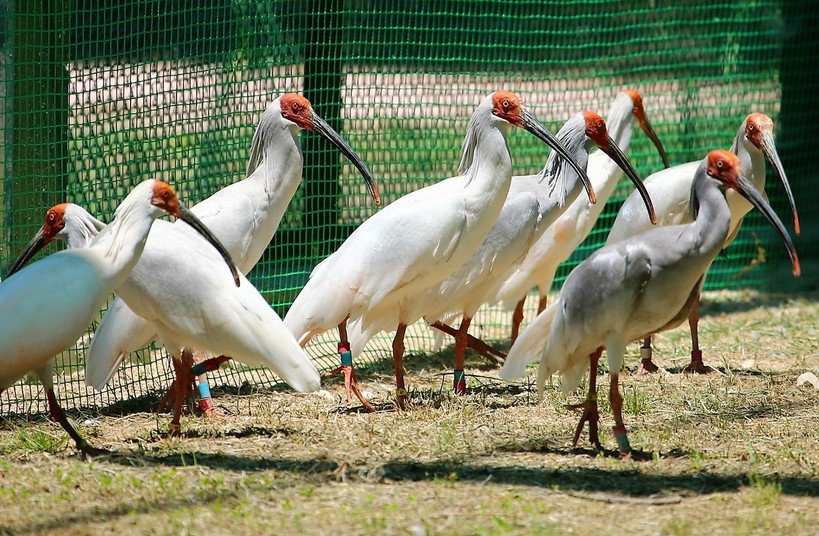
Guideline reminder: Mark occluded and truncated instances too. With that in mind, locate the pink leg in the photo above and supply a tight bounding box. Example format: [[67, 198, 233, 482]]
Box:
[[683, 295, 713, 374], [431, 320, 505, 365], [393, 324, 409, 410], [609, 372, 632, 456], [157, 349, 197, 415], [510, 298, 526, 345], [567, 347, 603, 450], [537, 294, 548, 314], [327, 321, 375, 412], [46, 389, 108, 458], [167, 350, 196, 436], [452, 317, 472, 394]]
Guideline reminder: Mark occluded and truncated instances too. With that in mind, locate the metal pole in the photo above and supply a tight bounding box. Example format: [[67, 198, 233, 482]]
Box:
[[7, 0, 69, 265]]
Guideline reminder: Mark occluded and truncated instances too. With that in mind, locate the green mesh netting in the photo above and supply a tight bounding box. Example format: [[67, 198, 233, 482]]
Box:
[[1, 0, 816, 413]]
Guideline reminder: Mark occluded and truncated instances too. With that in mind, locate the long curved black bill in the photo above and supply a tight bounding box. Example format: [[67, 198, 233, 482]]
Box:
[[734, 173, 800, 277], [637, 115, 670, 169], [177, 205, 241, 287], [5, 227, 50, 279], [759, 132, 799, 236], [520, 109, 596, 204], [310, 112, 381, 207], [602, 141, 657, 225]]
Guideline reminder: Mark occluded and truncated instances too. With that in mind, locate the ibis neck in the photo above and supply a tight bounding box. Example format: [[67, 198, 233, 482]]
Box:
[[583, 95, 636, 207], [255, 124, 304, 200], [95, 203, 158, 285], [689, 173, 732, 257], [730, 128, 765, 191], [535, 117, 591, 222], [63, 210, 105, 249], [604, 94, 636, 152], [461, 121, 514, 204], [195, 122, 303, 272]]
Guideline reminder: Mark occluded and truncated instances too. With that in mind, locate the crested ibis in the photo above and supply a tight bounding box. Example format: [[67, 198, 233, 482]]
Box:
[[0, 180, 237, 456], [284, 91, 593, 409], [606, 113, 799, 374], [500, 150, 799, 454], [496, 90, 669, 343], [423, 108, 656, 393], [84, 94, 376, 420]]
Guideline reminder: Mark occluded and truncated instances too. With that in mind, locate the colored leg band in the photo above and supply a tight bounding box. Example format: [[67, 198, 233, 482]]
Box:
[[340, 351, 353, 367], [613, 425, 631, 452], [199, 397, 215, 413], [639, 347, 652, 361], [396, 388, 408, 398], [168, 423, 181, 434], [198, 381, 211, 399], [453, 369, 466, 392], [191, 363, 207, 376]]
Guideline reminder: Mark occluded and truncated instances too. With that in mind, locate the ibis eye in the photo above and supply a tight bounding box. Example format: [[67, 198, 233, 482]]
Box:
[[47, 212, 56, 222], [748, 124, 755, 131], [502, 99, 510, 109], [597, 120, 604, 129], [717, 160, 724, 168]]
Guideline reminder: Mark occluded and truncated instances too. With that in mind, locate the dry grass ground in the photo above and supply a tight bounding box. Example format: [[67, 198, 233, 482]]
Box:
[[1, 288, 818, 535]]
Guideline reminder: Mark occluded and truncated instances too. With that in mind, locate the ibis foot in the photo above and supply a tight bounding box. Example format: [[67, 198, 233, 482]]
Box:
[[683, 350, 714, 374], [326, 364, 376, 412], [637, 358, 660, 374], [78, 442, 111, 459], [637, 346, 660, 374], [196, 394, 225, 418], [567, 396, 602, 450], [395, 388, 409, 411], [156, 378, 197, 416], [466, 334, 506, 365]]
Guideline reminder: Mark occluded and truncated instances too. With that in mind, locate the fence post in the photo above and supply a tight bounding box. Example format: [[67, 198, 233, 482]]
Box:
[[302, 0, 344, 259], [6, 0, 69, 260]]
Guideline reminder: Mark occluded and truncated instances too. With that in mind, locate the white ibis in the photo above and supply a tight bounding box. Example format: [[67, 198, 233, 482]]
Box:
[[423, 109, 656, 393], [284, 91, 593, 409], [606, 113, 799, 374], [5, 204, 105, 276], [0, 180, 238, 456], [500, 150, 799, 455], [84, 94, 377, 418], [496, 90, 669, 343]]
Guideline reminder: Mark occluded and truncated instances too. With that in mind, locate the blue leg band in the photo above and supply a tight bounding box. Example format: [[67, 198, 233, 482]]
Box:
[[198, 381, 211, 399], [340, 350, 353, 367], [614, 430, 631, 453]]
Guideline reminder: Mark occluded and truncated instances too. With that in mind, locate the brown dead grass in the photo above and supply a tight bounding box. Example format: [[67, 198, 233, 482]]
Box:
[[0, 288, 818, 535]]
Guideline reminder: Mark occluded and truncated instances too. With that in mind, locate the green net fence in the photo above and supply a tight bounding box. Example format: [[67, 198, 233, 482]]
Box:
[[1, 0, 817, 414]]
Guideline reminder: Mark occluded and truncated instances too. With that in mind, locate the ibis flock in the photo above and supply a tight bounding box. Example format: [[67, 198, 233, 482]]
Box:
[[0, 90, 800, 458]]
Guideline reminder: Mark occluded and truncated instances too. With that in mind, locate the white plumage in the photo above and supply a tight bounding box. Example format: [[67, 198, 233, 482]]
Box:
[[285, 91, 592, 407], [500, 150, 799, 454]]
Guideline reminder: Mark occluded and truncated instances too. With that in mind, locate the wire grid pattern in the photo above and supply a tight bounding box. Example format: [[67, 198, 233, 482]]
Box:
[[1, 0, 814, 414]]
